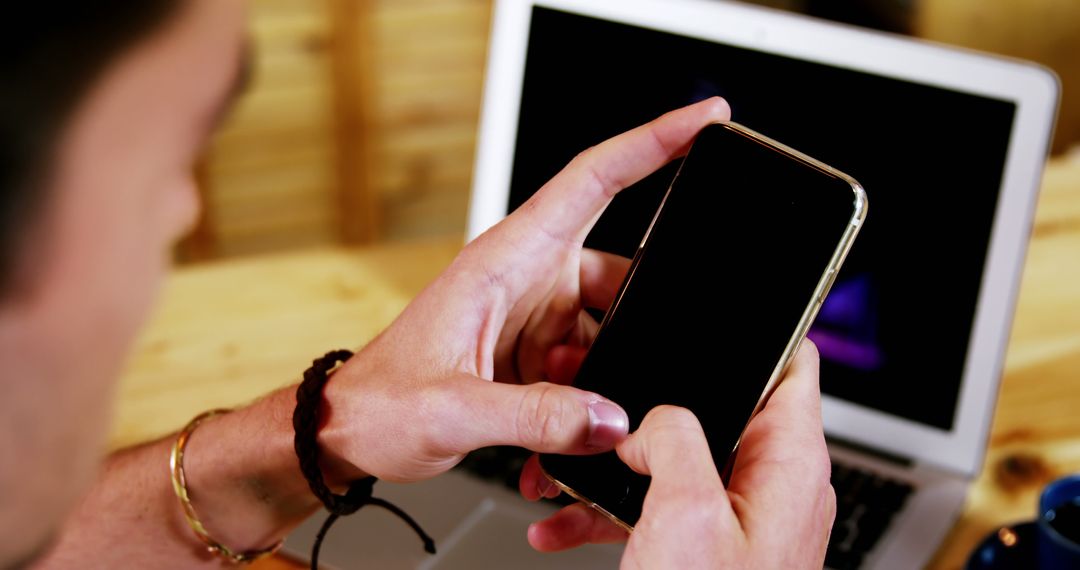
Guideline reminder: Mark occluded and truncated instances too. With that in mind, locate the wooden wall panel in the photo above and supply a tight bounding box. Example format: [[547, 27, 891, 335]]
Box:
[[181, 0, 492, 260], [186, 0, 342, 259], [367, 0, 493, 241]]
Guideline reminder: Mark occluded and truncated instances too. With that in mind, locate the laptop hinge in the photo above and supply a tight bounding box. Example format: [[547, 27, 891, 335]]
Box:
[[826, 434, 914, 468]]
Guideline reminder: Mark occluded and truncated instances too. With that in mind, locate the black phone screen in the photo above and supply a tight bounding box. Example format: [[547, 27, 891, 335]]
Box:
[[539, 123, 860, 526]]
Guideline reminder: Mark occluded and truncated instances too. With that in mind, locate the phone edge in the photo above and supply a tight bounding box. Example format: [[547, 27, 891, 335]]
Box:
[[718, 120, 868, 477], [540, 463, 637, 533]]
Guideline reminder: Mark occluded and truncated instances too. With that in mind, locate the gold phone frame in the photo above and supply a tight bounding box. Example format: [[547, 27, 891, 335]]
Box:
[[542, 121, 868, 532]]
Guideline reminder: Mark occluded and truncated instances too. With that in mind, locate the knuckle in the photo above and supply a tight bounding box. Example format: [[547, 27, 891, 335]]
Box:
[[790, 443, 836, 524], [816, 450, 835, 485], [789, 440, 832, 494], [571, 146, 598, 165], [517, 383, 571, 449], [823, 483, 838, 526], [570, 147, 620, 200], [806, 440, 832, 476]]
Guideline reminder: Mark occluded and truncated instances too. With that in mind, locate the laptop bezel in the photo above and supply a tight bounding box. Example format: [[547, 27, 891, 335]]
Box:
[[467, 0, 1059, 477]]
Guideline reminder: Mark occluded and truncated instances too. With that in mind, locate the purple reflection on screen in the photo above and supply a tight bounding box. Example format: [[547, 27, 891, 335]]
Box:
[[808, 273, 884, 371]]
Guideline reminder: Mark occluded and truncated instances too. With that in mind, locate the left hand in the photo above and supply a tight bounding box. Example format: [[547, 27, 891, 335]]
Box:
[[318, 98, 732, 484]]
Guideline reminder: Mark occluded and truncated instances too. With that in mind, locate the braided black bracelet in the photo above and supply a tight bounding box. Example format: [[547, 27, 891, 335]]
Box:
[[293, 350, 436, 568]]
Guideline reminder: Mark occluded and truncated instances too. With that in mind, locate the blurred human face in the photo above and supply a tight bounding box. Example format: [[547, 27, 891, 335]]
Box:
[[0, 0, 246, 562]]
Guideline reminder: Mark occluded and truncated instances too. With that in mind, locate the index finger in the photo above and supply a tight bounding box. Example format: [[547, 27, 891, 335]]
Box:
[[518, 97, 730, 244], [726, 342, 835, 539], [732, 341, 827, 473]]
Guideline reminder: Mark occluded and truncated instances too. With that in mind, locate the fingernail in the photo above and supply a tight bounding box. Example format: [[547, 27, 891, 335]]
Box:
[[536, 478, 555, 499], [587, 400, 629, 449]]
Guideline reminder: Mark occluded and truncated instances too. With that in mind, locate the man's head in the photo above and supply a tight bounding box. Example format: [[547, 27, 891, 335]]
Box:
[[0, 0, 246, 563]]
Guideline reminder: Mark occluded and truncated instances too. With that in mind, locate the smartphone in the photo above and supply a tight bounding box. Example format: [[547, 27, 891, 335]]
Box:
[[539, 121, 866, 531]]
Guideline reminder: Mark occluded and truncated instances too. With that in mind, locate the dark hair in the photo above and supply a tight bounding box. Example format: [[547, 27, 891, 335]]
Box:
[[0, 1, 183, 292]]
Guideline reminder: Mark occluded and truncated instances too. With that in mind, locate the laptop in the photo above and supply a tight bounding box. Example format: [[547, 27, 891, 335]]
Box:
[[285, 1, 1058, 568]]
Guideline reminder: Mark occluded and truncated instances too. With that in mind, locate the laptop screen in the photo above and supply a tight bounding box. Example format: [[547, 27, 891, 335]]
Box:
[[504, 7, 1017, 431]]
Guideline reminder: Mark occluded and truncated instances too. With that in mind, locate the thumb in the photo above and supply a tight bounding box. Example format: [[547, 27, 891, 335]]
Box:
[[433, 376, 629, 455], [616, 406, 727, 503]]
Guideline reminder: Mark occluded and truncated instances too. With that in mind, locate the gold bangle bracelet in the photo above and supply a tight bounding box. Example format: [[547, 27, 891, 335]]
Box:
[[169, 408, 283, 564]]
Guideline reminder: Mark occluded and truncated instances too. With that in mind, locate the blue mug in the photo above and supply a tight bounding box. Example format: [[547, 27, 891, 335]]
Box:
[[1039, 474, 1080, 569]]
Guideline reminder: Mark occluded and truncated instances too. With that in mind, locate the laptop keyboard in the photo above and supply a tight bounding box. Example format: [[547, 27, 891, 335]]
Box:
[[825, 461, 914, 570], [456, 449, 913, 569]]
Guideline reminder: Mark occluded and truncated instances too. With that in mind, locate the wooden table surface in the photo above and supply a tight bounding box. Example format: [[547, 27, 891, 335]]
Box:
[[112, 155, 1080, 569]]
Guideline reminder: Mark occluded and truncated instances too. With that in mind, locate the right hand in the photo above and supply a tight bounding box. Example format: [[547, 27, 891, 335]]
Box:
[[523, 344, 837, 569]]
